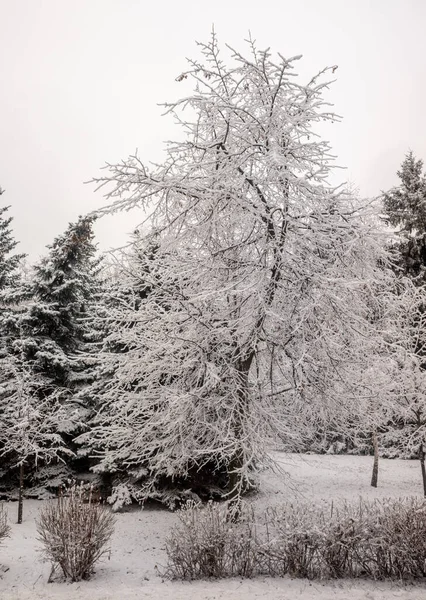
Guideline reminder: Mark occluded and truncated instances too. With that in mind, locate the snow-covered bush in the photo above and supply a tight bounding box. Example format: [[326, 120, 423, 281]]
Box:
[[265, 501, 373, 578], [266, 498, 426, 579], [357, 497, 426, 578], [0, 504, 10, 545], [165, 501, 260, 579], [106, 481, 134, 512], [264, 503, 326, 578], [166, 498, 426, 580], [36, 484, 115, 581]]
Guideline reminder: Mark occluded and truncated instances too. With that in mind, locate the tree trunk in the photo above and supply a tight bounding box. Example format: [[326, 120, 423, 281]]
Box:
[[419, 444, 426, 497], [227, 456, 243, 521], [227, 448, 244, 516], [17, 462, 24, 524], [370, 430, 379, 488], [227, 365, 251, 508]]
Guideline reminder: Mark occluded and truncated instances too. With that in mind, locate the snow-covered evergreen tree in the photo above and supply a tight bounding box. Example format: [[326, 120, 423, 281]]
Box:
[[0, 187, 25, 301], [90, 34, 394, 507], [0, 187, 29, 489], [383, 151, 426, 282], [0, 188, 25, 398], [19, 216, 99, 385], [380, 154, 426, 455], [74, 232, 159, 489], [4, 215, 103, 491], [0, 186, 27, 365]]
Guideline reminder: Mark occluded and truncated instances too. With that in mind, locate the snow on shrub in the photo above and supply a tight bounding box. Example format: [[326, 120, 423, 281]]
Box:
[[263, 498, 426, 579], [164, 501, 260, 579], [356, 497, 426, 579], [107, 482, 133, 512], [166, 498, 426, 580], [0, 504, 10, 545], [263, 503, 327, 578], [36, 483, 115, 581]]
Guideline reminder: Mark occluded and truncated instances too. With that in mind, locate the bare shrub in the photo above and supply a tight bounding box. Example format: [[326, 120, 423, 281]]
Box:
[[164, 501, 260, 579], [36, 484, 115, 581], [0, 504, 10, 544]]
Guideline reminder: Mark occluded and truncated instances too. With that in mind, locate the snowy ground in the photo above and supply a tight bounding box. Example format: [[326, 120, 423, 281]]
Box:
[[1, 453, 426, 599]]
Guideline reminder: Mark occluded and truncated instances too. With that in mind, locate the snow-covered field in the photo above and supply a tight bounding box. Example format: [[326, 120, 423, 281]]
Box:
[[1, 453, 426, 600]]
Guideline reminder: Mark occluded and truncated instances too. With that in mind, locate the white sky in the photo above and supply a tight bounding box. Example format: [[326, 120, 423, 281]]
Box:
[[1, 0, 425, 260]]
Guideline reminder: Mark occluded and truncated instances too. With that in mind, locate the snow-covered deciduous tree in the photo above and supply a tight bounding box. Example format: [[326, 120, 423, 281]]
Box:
[[90, 34, 394, 506], [379, 285, 426, 456], [0, 350, 68, 520]]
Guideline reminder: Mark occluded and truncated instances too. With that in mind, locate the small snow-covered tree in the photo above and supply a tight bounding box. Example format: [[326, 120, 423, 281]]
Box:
[[90, 34, 394, 505], [379, 285, 426, 456], [0, 351, 68, 520]]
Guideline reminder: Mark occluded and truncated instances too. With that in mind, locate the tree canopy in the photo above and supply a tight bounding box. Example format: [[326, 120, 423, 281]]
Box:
[[89, 34, 394, 506]]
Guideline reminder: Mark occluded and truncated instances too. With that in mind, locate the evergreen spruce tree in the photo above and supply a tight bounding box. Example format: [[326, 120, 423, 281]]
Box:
[[0, 187, 25, 359], [20, 216, 99, 382], [382, 153, 426, 473], [0, 186, 27, 359], [0, 186, 33, 502], [383, 151, 426, 281], [8, 215, 102, 492], [0, 187, 25, 299], [74, 232, 158, 502]]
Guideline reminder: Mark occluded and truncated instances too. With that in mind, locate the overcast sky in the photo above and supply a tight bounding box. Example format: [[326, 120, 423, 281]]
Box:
[[1, 0, 425, 260]]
